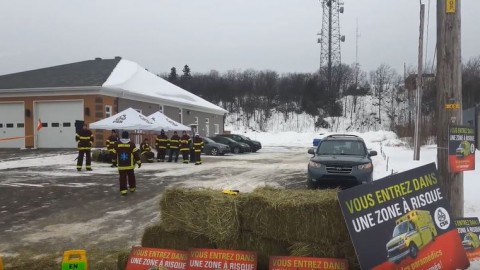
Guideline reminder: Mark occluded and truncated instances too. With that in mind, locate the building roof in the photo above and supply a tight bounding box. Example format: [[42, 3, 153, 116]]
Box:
[[0, 57, 120, 89], [0, 57, 228, 115]]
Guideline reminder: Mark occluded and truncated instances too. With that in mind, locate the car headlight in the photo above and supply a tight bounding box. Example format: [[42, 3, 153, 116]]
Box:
[[358, 162, 373, 170], [309, 161, 324, 169]]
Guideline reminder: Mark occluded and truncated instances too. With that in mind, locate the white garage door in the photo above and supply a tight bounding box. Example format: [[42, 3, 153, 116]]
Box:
[[36, 100, 83, 148], [0, 102, 25, 148]]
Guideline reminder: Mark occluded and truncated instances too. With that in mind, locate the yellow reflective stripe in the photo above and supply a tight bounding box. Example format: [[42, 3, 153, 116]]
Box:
[[79, 136, 91, 140]]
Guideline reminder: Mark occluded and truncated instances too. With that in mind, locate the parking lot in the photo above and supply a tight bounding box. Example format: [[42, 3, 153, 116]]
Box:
[[0, 147, 308, 256]]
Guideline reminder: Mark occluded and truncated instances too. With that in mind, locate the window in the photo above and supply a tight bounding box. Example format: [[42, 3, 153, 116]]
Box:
[[105, 105, 112, 118], [42, 123, 48, 128], [6, 123, 14, 128], [17, 123, 24, 128], [0, 123, 3, 128], [52, 123, 60, 127], [195, 117, 199, 125], [63, 122, 71, 127], [214, 124, 219, 134]]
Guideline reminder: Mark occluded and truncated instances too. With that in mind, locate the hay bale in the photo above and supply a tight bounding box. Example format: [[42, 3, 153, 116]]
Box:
[[141, 224, 216, 250], [240, 187, 349, 244], [289, 241, 359, 270], [160, 188, 242, 243], [92, 149, 111, 163]]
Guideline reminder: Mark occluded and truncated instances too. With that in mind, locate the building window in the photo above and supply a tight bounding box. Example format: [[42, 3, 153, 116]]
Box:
[[52, 123, 60, 127], [6, 123, 14, 128], [195, 117, 199, 125], [17, 123, 25, 128], [159, 105, 163, 113], [0, 123, 3, 128], [63, 122, 71, 127], [214, 124, 220, 134], [105, 105, 113, 118]]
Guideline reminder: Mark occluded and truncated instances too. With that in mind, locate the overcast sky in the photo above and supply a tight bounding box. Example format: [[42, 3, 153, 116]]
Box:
[[1, 0, 479, 76]]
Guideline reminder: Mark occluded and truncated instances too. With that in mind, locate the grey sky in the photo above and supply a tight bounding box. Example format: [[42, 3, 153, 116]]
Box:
[[0, 0, 479, 76]]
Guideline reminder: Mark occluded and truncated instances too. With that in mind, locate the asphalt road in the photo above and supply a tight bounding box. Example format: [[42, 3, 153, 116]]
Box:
[[0, 147, 309, 256]]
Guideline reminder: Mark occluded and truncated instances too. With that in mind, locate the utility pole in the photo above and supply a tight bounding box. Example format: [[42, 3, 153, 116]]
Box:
[[436, 0, 463, 218], [413, 3, 425, 161]]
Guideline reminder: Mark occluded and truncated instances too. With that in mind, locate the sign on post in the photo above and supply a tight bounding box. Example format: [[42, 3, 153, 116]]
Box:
[[337, 163, 470, 270], [186, 248, 256, 270], [269, 256, 347, 270], [448, 125, 476, 172], [455, 218, 480, 262], [126, 246, 188, 270], [446, 0, 456, 13]]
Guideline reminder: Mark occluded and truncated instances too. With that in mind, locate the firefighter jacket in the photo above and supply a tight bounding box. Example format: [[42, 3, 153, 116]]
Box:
[[112, 139, 141, 171], [169, 134, 181, 149], [76, 128, 94, 150], [193, 136, 204, 153], [140, 142, 152, 155], [106, 134, 117, 150], [180, 134, 191, 152], [155, 134, 169, 149]]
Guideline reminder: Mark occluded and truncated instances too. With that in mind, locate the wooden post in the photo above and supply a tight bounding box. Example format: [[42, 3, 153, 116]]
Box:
[[414, 4, 425, 160], [436, 0, 463, 218]]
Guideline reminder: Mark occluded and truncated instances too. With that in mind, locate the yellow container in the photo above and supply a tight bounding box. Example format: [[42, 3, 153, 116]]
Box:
[[61, 250, 88, 270], [0, 255, 3, 270]]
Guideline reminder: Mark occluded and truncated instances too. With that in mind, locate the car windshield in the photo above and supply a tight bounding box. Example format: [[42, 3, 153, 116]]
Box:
[[239, 135, 249, 140], [316, 140, 366, 156], [203, 137, 214, 143], [392, 221, 414, 237]]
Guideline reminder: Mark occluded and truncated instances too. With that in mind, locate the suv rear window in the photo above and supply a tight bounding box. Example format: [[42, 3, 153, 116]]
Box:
[[317, 140, 366, 156]]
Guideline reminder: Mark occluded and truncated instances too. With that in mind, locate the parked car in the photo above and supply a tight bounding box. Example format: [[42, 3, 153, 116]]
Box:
[[217, 134, 262, 152], [307, 134, 377, 189], [202, 137, 230, 156], [209, 136, 251, 154]]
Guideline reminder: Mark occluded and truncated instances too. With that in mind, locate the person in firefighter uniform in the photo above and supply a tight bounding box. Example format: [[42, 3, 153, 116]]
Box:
[[155, 129, 169, 162], [179, 130, 191, 164], [140, 138, 155, 163], [76, 123, 94, 171], [193, 134, 204, 165], [112, 131, 141, 195], [106, 130, 118, 167], [168, 131, 181, 162]]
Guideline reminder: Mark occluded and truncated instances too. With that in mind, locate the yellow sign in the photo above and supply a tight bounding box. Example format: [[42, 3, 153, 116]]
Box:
[[62, 250, 88, 270], [446, 0, 456, 13], [445, 103, 460, 109]]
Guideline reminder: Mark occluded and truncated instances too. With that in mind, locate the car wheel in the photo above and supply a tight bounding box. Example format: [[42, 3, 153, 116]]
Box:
[[210, 147, 219, 156], [409, 243, 418, 259], [233, 147, 240, 154]]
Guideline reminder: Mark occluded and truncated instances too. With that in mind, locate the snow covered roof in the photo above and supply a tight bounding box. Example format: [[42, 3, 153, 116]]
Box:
[[103, 59, 228, 115]]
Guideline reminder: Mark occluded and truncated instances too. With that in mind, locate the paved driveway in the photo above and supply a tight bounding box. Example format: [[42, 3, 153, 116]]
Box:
[[0, 147, 309, 256]]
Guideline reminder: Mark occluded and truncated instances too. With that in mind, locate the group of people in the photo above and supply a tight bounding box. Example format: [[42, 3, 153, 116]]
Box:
[[75, 124, 205, 196]]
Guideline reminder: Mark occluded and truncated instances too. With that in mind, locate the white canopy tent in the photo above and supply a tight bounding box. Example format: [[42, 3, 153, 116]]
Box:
[[89, 107, 159, 130], [148, 111, 191, 132]]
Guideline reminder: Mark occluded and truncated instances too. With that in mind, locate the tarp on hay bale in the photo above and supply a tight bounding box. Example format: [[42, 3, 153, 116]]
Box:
[[240, 187, 349, 244], [91, 149, 111, 163], [141, 225, 216, 250], [160, 188, 242, 243], [289, 241, 359, 270]]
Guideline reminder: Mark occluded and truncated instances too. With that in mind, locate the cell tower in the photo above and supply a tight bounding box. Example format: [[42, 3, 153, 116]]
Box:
[[317, 0, 345, 93]]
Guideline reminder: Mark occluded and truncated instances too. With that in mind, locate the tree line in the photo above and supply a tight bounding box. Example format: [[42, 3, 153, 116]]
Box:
[[159, 56, 480, 136]]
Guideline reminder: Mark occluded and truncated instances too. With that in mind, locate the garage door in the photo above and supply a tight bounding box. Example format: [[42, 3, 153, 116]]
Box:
[[0, 102, 25, 148], [36, 100, 83, 148]]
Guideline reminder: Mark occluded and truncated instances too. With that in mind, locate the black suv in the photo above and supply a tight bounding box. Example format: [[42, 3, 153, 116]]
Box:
[[307, 134, 377, 189], [217, 134, 262, 152]]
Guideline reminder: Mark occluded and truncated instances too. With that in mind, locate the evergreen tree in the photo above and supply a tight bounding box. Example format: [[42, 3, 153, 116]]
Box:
[[181, 65, 192, 80], [168, 67, 178, 83]]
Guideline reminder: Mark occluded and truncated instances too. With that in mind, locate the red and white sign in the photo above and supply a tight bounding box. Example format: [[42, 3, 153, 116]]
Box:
[[186, 248, 257, 270], [269, 256, 348, 270], [126, 246, 188, 270]]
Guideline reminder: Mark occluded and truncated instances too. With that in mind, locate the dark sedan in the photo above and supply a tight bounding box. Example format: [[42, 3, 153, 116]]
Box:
[[217, 134, 262, 152], [202, 137, 230, 156], [209, 136, 251, 154]]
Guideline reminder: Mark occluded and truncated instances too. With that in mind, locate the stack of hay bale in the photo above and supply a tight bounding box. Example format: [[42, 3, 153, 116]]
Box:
[[140, 187, 359, 270]]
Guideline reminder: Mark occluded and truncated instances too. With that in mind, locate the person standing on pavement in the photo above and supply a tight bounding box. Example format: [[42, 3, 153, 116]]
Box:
[[179, 130, 191, 164], [106, 130, 118, 167], [112, 131, 141, 195], [76, 123, 94, 171], [155, 129, 169, 162], [168, 131, 181, 162], [193, 134, 204, 165], [140, 138, 154, 163]]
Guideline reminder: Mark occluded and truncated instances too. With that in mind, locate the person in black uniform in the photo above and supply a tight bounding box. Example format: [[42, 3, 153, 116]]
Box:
[[106, 130, 118, 167], [193, 134, 204, 165], [155, 130, 169, 162], [140, 138, 154, 163], [76, 123, 94, 171], [112, 131, 141, 195], [168, 131, 181, 162], [179, 131, 191, 164]]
